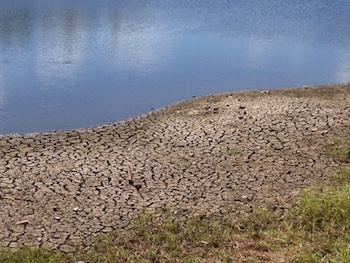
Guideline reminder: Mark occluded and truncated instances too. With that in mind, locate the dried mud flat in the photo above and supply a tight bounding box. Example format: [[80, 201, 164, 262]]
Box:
[[1, 84, 350, 251]]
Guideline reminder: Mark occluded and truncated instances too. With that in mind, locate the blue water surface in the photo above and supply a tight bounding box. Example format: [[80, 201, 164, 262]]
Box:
[[0, 0, 350, 134]]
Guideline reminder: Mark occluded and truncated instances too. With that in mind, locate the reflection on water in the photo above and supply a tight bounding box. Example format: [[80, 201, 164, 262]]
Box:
[[0, 0, 350, 134], [0, 76, 5, 108], [337, 47, 350, 83]]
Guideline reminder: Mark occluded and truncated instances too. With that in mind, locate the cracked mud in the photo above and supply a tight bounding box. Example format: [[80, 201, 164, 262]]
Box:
[[1, 84, 350, 251]]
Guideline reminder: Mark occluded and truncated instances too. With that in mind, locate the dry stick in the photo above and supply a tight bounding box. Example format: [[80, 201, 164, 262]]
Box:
[[2, 195, 15, 201], [15, 220, 29, 225], [126, 162, 134, 187]]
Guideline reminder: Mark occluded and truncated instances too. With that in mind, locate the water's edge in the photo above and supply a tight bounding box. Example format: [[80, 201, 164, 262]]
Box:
[[1, 84, 348, 138]]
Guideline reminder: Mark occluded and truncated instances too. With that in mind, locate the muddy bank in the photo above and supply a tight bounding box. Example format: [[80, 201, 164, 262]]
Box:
[[1, 84, 350, 251]]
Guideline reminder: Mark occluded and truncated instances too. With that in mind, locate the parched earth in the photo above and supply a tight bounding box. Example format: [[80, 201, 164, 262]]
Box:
[[0, 84, 350, 252]]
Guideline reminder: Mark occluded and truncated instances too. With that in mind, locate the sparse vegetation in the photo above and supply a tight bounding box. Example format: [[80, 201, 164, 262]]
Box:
[[0, 246, 75, 263], [1, 136, 350, 262], [325, 137, 350, 164]]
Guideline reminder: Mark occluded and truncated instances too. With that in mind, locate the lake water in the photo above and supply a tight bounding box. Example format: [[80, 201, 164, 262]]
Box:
[[1, 0, 350, 134]]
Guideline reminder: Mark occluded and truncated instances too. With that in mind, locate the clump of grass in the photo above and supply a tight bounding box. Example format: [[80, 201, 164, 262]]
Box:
[[285, 166, 350, 262], [236, 206, 281, 233], [287, 205, 350, 261], [299, 186, 350, 234]]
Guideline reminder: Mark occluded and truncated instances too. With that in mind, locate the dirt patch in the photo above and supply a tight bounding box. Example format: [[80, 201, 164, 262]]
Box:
[[1, 84, 349, 251]]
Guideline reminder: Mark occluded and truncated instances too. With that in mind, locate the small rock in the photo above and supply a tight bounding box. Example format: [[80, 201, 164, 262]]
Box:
[[187, 109, 200, 115], [273, 144, 284, 150], [73, 207, 79, 212]]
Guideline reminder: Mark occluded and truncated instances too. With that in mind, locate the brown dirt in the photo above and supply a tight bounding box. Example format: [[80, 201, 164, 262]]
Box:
[[1, 84, 350, 251]]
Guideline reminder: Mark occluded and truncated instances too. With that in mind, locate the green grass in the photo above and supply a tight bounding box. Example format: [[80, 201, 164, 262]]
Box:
[[92, 210, 238, 262], [0, 247, 75, 263], [1, 138, 350, 262], [325, 138, 350, 163], [280, 137, 350, 262]]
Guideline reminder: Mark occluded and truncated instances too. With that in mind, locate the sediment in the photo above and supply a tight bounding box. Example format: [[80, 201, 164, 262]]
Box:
[[1, 84, 350, 251]]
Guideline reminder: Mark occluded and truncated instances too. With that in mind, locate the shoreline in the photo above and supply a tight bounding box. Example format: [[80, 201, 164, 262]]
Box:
[[1, 84, 349, 138], [1, 84, 350, 251]]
